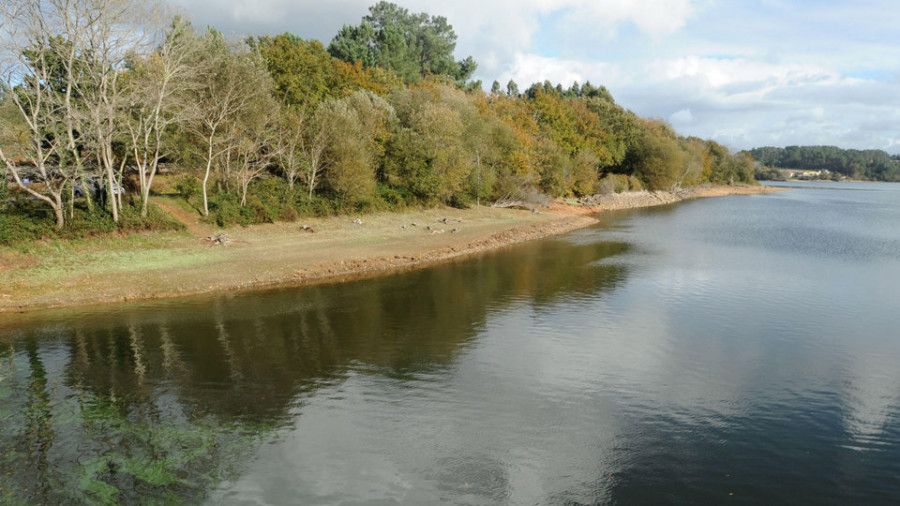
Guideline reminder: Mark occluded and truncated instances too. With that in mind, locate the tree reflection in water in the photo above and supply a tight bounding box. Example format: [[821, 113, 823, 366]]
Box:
[[0, 233, 628, 504]]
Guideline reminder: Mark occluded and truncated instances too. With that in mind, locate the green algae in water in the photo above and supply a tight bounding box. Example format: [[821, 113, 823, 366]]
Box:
[[0, 348, 268, 505]]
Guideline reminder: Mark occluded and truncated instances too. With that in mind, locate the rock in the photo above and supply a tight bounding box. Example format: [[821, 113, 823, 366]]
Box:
[[204, 233, 232, 246]]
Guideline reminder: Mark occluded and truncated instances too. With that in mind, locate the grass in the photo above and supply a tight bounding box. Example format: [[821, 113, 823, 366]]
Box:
[[0, 204, 582, 312]]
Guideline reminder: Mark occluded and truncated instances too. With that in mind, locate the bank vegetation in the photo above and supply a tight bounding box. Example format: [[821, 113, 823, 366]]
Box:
[[1, 0, 757, 245]]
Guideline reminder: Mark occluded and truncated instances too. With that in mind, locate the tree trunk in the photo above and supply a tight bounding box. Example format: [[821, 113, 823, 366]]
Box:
[[202, 134, 215, 216]]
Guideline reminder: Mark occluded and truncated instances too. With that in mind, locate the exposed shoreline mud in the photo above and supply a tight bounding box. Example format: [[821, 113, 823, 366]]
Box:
[[0, 184, 783, 314]]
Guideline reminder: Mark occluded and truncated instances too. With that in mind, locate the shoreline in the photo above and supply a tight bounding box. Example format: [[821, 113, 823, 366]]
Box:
[[0, 184, 782, 314]]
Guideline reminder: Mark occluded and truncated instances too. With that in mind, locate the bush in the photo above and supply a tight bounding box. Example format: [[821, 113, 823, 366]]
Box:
[[175, 174, 201, 200], [205, 179, 306, 227], [597, 173, 632, 195], [117, 204, 185, 233], [0, 213, 55, 245], [0, 200, 184, 245], [294, 194, 341, 217], [208, 192, 243, 227], [628, 176, 644, 191], [375, 183, 414, 209]]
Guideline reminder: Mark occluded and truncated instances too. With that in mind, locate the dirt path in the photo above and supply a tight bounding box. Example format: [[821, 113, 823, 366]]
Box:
[[153, 197, 212, 236]]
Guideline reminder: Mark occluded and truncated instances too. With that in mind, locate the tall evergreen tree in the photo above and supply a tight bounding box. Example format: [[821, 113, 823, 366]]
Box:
[[328, 2, 476, 84]]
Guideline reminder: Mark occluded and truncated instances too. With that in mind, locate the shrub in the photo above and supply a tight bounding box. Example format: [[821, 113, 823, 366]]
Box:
[[597, 174, 631, 195], [117, 204, 185, 233], [175, 174, 201, 200], [628, 176, 644, 191], [375, 183, 414, 209]]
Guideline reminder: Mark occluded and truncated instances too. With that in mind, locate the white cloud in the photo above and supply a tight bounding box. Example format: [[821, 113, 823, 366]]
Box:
[[499, 52, 619, 89], [169, 0, 900, 153], [669, 108, 693, 126]]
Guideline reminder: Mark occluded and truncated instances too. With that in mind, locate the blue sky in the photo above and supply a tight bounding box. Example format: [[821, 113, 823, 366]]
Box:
[[171, 0, 900, 153]]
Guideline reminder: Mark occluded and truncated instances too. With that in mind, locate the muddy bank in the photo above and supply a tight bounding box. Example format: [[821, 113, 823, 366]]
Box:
[[579, 184, 785, 211], [0, 185, 783, 314]]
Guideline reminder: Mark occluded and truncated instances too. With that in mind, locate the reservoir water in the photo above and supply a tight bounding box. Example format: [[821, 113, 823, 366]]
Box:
[[2, 182, 900, 504]]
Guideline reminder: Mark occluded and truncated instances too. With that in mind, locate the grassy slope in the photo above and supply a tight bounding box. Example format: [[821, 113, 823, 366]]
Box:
[[0, 203, 594, 312]]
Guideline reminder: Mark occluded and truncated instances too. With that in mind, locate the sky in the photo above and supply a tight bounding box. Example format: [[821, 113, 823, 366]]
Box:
[[168, 0, 900, 153]]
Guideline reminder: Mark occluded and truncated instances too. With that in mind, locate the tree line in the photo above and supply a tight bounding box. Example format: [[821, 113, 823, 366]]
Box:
[[1, 0, 755, 239], [750, 145, 900, 181]]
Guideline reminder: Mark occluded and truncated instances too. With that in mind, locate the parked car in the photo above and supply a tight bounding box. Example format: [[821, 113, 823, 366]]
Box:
[[74, 178, 125, 198]]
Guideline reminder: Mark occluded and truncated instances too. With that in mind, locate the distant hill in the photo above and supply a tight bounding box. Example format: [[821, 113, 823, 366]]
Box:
[[749, 146, 900, 181]]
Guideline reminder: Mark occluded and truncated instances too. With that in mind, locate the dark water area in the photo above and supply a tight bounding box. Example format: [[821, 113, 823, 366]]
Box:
[[2, 182, 900, 504]]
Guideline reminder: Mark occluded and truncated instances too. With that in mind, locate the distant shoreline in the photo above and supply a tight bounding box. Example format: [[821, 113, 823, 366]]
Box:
[[0, 184, 782, 314]]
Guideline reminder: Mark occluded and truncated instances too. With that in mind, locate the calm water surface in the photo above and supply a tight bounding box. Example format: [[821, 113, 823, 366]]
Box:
[[2, 182, 900, 504]]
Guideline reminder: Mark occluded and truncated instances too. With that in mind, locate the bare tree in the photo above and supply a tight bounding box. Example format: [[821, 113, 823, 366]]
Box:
[[304, 119, 329, 199], [1, 0, 168, 226], [124, 17, 197, 217], [231, 116, 277, 207], [275, 109, 306, 191], [73, 0, 166, 222], [0, 2, 72, 227], [187, 34, 273, 216]]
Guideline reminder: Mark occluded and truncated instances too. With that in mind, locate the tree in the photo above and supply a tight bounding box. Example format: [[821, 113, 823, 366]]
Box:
[[572, 149, 599, 195], [226, 102, 278, 207], [506, 79, 519, 97], [630, 121, 686, 190], [187, 32, 274, 216], [385, 84, 472, 203], [72, 0, 167, 223], [0, 1, 99, 227], [275, 109, 307, 191], [328, 2, 476, 84], [315, 90, 394, 202], [124, 17, 197, 217], [249, 33, 336, 111]]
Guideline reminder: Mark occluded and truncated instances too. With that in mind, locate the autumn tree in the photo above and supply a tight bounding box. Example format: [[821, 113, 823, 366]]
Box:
[[315, 90, 395, 202], [249, 33, 336, 111]]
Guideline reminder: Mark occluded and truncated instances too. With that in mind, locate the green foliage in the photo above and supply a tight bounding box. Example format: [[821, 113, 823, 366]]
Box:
[[328, 2, 476, 84], [117, 203, 186, 233], [175, 174, 201, 201], [0, 201, 183, 245], [207, 179, 303, 226], [249, 33, 337, 110], [375, 182, 415, 208], [315, 91, 395, 203], [755, 166, 784, 181], [749, 145, 900, 181], [631, 123, 685, 191]]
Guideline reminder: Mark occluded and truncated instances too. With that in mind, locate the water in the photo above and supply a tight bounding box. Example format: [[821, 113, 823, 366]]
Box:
[[2, 182, 899, 504]]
